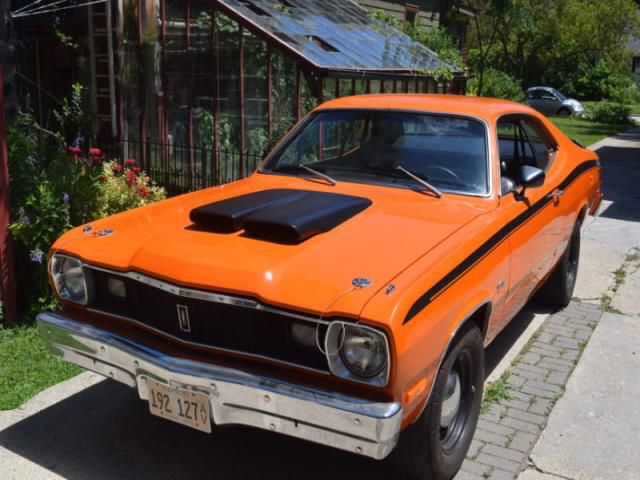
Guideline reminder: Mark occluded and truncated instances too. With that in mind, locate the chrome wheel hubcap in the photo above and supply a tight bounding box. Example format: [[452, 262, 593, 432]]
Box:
[[440, 371, 462, 428]]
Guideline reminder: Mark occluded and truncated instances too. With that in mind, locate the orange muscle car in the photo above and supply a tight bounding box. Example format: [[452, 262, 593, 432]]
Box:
[[39, 95, 601, 479]]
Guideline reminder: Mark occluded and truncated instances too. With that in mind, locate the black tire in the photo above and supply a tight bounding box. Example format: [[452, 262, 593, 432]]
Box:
[[538, 222, 581, 307], [391, 324, 484, 480], [557, 107, 571, 117]]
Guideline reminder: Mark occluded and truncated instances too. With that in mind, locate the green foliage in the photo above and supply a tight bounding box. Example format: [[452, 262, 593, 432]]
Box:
[[94, 161, 166, 218], [582, 102, 633, 125], [7, 88, 165, 323], [52, 83, 95, 145], [8, 113, 101, 315], [368, 8, 462, 78], [574, 59, 636, 101], [0, 325, 82, 410], [405, 24, 463, 70], [466, 0, 640, 100], [550, 116, 631, 147], [53, 22, 79, 50], [480, 376, 512, 413], [468, 68, 524, 101]]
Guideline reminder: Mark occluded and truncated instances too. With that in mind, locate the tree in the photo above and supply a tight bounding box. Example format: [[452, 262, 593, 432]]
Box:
[[466, 0, 640, 98]]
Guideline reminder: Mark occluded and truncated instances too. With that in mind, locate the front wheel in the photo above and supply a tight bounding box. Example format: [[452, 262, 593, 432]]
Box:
[[392, 324, 484, 480], [557, 107, 571, 117]]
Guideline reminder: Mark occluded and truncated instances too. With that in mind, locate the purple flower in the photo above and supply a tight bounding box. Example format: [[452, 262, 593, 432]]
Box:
[[17, 207, 30, 224], [30, 248, 44, 264], [63, 193, 70, 203]]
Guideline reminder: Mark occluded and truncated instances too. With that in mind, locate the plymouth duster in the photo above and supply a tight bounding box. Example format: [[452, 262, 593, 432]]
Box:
[[38, 94, 602, 479]]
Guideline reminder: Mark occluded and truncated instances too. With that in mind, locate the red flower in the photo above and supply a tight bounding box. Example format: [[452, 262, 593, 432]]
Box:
[[113, 164, 124, 173], [132, 166, 141, 173], [98, 175, 107, 183], [137, 185, 150, 198], [125, 159, 136, 166], [125, 171, 137, 186], [89, 148, 102, 157], [68, 146, 82, 155]]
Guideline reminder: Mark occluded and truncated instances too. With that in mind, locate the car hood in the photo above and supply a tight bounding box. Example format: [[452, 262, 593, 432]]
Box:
[[54, 175, 489, 318]]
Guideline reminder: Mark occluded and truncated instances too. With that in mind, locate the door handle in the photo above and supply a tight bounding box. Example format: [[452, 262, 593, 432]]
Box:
[[552, 189, 564, 204]]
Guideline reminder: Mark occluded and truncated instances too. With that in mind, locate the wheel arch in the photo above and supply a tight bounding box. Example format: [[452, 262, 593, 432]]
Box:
[[577, 203, 589, 226], [411, 300, 492, 423]]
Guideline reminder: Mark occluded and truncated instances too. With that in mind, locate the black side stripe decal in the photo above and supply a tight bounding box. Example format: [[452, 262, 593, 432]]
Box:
[[403, 160, 600, 324]]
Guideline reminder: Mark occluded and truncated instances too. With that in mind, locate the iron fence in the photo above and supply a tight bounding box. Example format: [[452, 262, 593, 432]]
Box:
[[119, 138, 265, 196]]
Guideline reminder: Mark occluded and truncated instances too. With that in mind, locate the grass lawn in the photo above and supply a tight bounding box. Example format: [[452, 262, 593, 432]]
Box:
[[0, 325, 82, 410], [550, 116, 633, 147]]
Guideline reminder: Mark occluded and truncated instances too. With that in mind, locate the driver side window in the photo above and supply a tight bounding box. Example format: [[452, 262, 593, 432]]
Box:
[[497, 117, 541, 195]]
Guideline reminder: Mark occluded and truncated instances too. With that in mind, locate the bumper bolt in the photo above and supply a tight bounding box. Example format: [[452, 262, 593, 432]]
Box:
[[356, 447, 363, 454], [269, 423, 276, 431], [264, 395, 270, 403], [354, 418, 361, 425], [100, 346, 106, 354]]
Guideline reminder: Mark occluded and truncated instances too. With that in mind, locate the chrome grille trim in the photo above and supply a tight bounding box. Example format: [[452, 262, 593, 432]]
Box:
[[86, 307, 331, 376], [85, 265, 329, 325]]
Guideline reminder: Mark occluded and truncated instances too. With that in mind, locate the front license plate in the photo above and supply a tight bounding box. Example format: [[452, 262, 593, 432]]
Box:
[[146, 378, 211, 433]]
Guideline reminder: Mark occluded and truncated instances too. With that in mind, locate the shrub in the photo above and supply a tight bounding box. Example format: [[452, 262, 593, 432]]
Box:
[[8, 114, 102, 317], [467, 69, 525, 103], [574, 59, 635, 102], [7, 95, 166, 321], [582, 102, 632, 124], [94, 160, 166, 218]]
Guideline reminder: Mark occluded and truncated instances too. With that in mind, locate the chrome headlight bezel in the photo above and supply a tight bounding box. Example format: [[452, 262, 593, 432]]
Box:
[[49, 254, 93, 305], [324, 321, 390, 387]]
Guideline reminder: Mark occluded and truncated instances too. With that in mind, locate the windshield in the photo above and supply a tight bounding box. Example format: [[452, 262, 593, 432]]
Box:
[[262, 110, 489, 196], [551, 88, 567, 101]]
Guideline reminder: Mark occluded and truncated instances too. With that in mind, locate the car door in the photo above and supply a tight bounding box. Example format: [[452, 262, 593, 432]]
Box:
[[494, 115, 564, 327], [538, 91, 560, 115], [526, 89, 544, 112]]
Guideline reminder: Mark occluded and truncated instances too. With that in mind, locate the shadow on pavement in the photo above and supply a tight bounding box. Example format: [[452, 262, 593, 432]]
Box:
[[0, 305, 549, 480], [594, 129, 640, 223]]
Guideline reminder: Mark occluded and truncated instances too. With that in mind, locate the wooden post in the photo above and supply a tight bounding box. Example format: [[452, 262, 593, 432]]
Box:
[[212, 10, 221, 184], [295, 67, 301, 121], [0, 65, 16, 324], [267, 45, 273, 137], [239, 27, 246, 176]]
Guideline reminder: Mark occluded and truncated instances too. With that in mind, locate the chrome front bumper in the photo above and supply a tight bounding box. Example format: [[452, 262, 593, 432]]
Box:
[[37, 312, 402, 459]]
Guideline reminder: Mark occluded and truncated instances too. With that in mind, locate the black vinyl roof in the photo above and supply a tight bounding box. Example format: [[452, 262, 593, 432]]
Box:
[[216, 0, 460, 76]]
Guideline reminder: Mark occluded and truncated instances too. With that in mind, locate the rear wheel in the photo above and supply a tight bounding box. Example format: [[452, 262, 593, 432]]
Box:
[[557, 107, 571, 117], [538, 222, 581, 307], [392, 324, 484, 480]]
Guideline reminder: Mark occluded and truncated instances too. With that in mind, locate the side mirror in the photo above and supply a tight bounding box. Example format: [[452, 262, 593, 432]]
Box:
[[520, 165, 545, 187], [515, 165, 545, 201]]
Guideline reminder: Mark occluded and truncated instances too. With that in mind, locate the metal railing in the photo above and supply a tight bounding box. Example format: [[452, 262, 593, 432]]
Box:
[[119, 138, 265, 196]]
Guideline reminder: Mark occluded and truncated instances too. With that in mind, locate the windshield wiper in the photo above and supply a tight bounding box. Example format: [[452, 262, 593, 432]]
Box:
[[395, 166, 442, 198], [290, 163, 337, 185], [271, 163, 336, 186]]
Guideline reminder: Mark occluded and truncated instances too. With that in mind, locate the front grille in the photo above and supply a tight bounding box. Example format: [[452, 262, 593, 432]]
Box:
[[87, 268, 329, 372]]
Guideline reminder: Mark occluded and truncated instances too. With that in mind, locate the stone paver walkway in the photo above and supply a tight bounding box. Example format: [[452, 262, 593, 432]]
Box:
[[455, 302, 602, 480]]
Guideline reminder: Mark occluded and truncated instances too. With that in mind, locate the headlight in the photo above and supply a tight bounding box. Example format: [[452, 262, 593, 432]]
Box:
[[50, 254, 91, 305], [325, 321, 389, 386]]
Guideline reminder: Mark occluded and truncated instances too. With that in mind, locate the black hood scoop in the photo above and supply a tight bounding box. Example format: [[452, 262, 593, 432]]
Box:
[[190, 189, 372, 243]]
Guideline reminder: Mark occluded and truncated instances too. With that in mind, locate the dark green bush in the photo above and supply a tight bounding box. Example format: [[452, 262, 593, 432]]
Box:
[[468, 69, 525, 103], [582, 102, 632, 124]]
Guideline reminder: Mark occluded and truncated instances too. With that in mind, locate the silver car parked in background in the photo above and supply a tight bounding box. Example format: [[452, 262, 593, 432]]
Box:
[[525, 86, 584, 116]]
